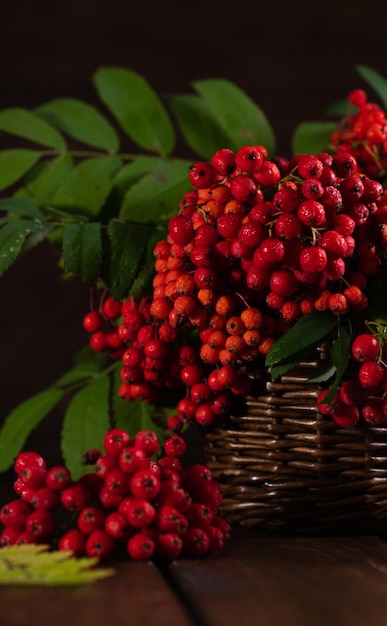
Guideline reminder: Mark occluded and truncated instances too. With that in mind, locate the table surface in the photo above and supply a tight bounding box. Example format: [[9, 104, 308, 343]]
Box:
[[3, 529, 387, 626]]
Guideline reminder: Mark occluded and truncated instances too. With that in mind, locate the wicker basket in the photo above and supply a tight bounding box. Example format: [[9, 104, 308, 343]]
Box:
[[203, 349, 387, 533]]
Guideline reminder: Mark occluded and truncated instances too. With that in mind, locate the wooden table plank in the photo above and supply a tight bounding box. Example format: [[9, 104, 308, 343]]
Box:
[[0, 559, 193, 626], [166, 530, 387, 626]]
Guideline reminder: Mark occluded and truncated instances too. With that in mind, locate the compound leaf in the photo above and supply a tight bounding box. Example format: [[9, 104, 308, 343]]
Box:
[[61, 375, 111, 479], [0, 389, 63, 472], [36, 98, 119, 152], [94, 67, 175, 155]]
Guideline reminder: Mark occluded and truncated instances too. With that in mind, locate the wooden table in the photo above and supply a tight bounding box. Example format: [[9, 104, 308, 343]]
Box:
[[2, 530, 387, 626]]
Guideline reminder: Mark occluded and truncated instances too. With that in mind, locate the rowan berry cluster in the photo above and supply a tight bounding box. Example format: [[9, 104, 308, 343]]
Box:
[[81, 94, 387, 430], [0, 428, 230, 560], [331, 89, 387, 180]]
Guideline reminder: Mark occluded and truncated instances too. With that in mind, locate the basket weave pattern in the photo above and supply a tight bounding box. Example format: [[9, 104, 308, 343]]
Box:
[[203, 352, 387, 532]]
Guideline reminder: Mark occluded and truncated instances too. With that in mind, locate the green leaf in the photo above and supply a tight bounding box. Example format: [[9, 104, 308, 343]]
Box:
[[129, 225, 167, 298], [15, 154, 73, 207], [0, 149, 41, 191], [36, 98, 119, 153], [113, 156, 164, 195], [106, 218, 151, 299], [0, 108, 66, 149], [322, 326, 351, 405], [61, 376, 111, 479], [325, 98, 351, 117], [292, 122, 337, 155], [111, 366, 165, 440], [192, 79, 276, 155], [356, 65, 387, 110], [0, 389, 63, 472], [54, 362, 101, 388], [0, 197, 45, 221], [93, 67, 175, 155], [119, 159, 191, 222], [51, 156, 122, 216], [266, 311, 338, 368], [166, 93, 231, 159], [307, 361, 336, 384], [0, 218, 45, 276], [0, 545, 114, 586], [62, 222, 102, 284]]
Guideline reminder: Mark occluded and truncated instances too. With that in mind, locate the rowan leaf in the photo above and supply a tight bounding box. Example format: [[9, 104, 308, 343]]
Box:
[[356, 65, 387, 110], [0, 197, 45, 221], [0, 149, 41, 191], [0, 388, 63, 472], [61, 375, 111, 479], [0, 107, 66, 149], [105, 218, 152, 299], [0, 218, 46, 276], [36, 98, 119, 152], [265, 311, 338, 368], [15, 154, 73, 207], [192, 78, 276, 155], [166, 93, 231, 159], [51, 156, 122, 216], [119, 159, 191, 222], [62, 222, 102, 284], [292, 122, 337, 155], [94, 67, 175, 155]]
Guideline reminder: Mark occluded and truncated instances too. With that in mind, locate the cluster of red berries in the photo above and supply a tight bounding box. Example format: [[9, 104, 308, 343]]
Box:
[[81, 90, 387, 430], [331, 89, 387, 180], [318, 331, 387, 427], [0, 428, 230, 560]]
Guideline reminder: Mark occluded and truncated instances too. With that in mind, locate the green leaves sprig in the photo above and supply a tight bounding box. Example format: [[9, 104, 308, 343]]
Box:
[[0, 67, 275, 295], [0, 544, 114, 586]]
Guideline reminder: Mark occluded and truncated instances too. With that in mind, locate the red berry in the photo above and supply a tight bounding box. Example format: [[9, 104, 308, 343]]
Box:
[[58, 529, 86, 556], [351, 333, 380, 362], [14, 451, 46, 475], [103, 428, 131, 456], [164, 435, 186, 458], [332, 404, 360, 428], [182, 527, 210, 556], [45, 466, 72, 491], [83, 311, 105, 332], [188, 162, 216, 189], [104, 511, 132, 539], [127, 532, 155, 560], [77, 506, 105, 535], [61, 483, 91, 512], [122, 497, 156, 528], [130, 470, 161, 500], [86, 530, 115, 559], [358, 361, 384, 389], [0, 499, 32, 527], [25, 509, 55, 540], [156, 532, 183, 560]]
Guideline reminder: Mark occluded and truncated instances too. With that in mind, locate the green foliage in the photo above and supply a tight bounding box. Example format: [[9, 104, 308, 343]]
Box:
[[36, 98, 119, 152], [62, 222, 102, 284], [0, 389, 64, 472], [93, 67, 175, 155], [0, 108, 66, 149], [292, 122, 337, 155], [0, 544, 114, 586], [61, 375, 111, 479], [355, 65, 387, 110], [0, 149, 41, 191], [265, 311, 339, 379], [192, 78, 276, 156]]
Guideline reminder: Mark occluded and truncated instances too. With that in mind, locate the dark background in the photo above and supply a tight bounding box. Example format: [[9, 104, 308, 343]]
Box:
[[0, 0, 386, 472]]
